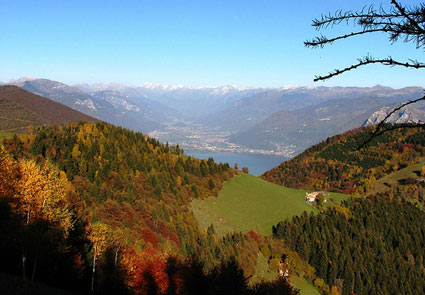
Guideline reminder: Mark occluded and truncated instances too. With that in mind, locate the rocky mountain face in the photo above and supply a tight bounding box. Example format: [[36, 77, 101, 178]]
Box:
[[364, 104, 425, 126]]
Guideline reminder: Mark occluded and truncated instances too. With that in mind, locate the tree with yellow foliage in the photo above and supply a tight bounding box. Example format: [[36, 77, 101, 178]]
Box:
[[15, 159, 72, 280], [16, 159, 72, 232], [0, 146, 73, 280], [330, 285, 341, 295], [421, 165, 425, 177], [0, 146, 19, 200], [87, 222, 110, 294]]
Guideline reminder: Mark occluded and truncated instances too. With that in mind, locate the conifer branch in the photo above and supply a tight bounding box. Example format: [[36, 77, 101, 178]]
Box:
[[305, 29, 388, 48], [314, 56, 425, 82], [307, 1, 425, 81]]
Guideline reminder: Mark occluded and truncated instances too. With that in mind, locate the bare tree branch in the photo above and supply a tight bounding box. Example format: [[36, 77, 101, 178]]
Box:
[[314, 56, 425, 82], [312, 9, 406, 30], [307, 1, 425, 54], [305, 29, 389, 48]]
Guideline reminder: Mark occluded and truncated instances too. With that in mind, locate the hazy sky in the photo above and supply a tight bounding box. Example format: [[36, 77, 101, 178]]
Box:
[[1, 0, 424, 88]]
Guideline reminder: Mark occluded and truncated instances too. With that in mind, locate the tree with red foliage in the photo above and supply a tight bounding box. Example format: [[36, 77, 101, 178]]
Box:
[[142, 228, 159, 249], [248, 230, 260, 242]]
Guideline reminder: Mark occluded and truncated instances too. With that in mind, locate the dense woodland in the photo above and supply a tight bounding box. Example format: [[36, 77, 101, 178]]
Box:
[[3, 120, 425, 294], [263, 124, 425, 196], [273, 196, 425, 295], [0, 121, 300, 295]]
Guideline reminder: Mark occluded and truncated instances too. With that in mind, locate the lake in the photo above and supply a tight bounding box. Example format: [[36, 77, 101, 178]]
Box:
[[187, 151, 289, 176]]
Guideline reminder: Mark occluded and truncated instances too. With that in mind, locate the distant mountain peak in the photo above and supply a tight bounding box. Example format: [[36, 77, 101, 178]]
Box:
[[279, 84, 300, 90], [8, 76, 38, 84]]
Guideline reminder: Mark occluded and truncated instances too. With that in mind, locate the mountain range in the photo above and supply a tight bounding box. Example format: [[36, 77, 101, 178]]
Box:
[[5, 77, 424, 156], [228, 86, 424, 154]]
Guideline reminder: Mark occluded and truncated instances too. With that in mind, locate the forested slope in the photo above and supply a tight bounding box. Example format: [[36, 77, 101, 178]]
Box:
[[273, 196, 425, 295], [263, 124, 425, 195], [0, 122, 299, 294]]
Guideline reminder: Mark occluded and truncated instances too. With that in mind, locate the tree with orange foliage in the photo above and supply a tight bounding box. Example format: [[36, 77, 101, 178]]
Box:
[[132, 250, 170, 295]]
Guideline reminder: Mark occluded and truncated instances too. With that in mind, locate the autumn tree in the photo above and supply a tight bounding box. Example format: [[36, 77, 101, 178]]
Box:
[[87, 223, 110, 294], [0, 146, 19, 200], [6, 158, 73, 280], [16, 160, 73, 231]]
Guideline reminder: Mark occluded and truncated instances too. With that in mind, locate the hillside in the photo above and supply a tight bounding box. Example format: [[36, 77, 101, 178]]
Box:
[[368, 159, 425, 197], [0, 95, 44, 132], [0, 122, 300, 294], [0, 85, 98, 132], [262, 124, 425, 196], [191, 173, 351, 295], [191, 174, 351, 235], [273, 196, 425, 295]]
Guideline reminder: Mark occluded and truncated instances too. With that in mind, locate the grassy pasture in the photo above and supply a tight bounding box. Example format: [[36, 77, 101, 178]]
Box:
[[191, 173, 351, 294], [191, 173, 351, 236]]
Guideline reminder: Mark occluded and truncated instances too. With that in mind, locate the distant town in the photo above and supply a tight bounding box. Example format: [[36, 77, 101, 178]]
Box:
[[148, 121, 297, 157]]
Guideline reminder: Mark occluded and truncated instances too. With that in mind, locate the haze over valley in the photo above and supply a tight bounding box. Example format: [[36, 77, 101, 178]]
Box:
[[7, 77, 424, 174]]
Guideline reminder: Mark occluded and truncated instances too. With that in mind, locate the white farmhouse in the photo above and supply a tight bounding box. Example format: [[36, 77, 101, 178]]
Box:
[[305, 192, 328, 204], [305, 192, 320, 203]]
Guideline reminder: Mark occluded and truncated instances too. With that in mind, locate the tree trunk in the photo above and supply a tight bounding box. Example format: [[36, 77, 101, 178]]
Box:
[[114, 246, 120, 284], [91, 252, 96, 294], [31, 254, 38, 281], [22, 254, 26, 280]]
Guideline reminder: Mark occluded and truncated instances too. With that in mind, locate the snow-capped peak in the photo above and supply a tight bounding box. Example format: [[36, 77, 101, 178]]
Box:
[[8, 76, 38, 84]]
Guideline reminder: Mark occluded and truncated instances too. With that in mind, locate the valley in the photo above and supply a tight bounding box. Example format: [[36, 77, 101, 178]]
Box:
[[148, 121, 296, 157], [1, 86, 425, 295], [3, 0, 425, 294], [9, 77, 424, 170]]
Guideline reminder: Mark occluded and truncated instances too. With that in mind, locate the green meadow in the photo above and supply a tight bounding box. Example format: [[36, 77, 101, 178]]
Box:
[[191, 173, 350, 294], [290, 276, 320, 295], [191, 173, 351, 236]]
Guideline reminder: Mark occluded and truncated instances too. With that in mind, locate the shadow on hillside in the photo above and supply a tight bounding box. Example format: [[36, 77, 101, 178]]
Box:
[[137, 256, 297, 295]]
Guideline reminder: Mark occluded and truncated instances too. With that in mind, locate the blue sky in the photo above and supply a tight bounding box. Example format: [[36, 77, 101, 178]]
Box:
[[1, 0, 424, 88]]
